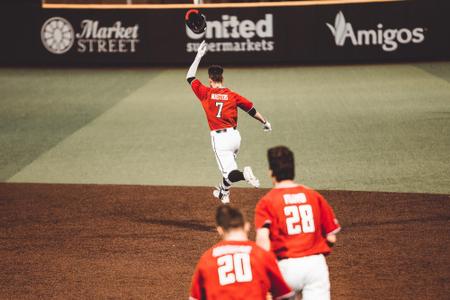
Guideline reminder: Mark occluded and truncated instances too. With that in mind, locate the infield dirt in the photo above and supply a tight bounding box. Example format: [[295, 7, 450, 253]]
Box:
[[1, 183, 449, 299]]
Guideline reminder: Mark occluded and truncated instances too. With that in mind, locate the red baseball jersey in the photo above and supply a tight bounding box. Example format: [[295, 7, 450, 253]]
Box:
[[189, 240, 293, 300], [255, 185, 341, 260], [191, 79, 254, 131]]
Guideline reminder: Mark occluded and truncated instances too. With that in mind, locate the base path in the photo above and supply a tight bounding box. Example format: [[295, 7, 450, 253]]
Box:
[[1, 183, 448, 299]]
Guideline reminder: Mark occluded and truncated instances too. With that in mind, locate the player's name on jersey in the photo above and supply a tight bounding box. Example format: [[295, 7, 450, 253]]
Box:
[[283, 193, 308, 205], [212, 245, 252, 257], [211, 94, 229, 101]]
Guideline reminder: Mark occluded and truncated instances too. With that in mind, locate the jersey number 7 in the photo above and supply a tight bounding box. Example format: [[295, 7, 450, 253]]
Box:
[[215, 102, 224, 118]]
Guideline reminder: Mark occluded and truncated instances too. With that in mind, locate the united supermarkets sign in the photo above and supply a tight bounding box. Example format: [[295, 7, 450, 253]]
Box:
[[185, 14, 275, 53]]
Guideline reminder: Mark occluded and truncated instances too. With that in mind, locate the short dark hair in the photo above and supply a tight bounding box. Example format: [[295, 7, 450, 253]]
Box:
[[216, 205, 245, 231], [208, 65, 224, 82], [267, 146, 295, 181]]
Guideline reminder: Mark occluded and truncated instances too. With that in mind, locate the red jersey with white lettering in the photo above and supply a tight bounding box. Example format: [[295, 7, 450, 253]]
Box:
[[191, 79, 254, 131], [255, 185, 341, 260], [189, 240, 293, 300]]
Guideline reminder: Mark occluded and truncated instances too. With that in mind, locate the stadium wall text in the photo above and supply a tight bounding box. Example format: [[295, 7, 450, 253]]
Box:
[[1, 0, 449, 65]]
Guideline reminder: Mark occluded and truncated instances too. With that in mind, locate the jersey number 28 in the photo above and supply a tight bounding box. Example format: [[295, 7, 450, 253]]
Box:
[[217, 253, 253, 286], [284, 204, 315, 235]]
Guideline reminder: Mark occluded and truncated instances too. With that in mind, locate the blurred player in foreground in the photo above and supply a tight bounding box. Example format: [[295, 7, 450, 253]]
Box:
[[189, 205, 294, 300], [255, 146, 341, 300], [186, 41, 272, 204]]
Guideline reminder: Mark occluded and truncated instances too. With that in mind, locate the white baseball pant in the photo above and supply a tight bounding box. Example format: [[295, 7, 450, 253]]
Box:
[[210, 127, 241, 178], [278, 254, 330, 300]]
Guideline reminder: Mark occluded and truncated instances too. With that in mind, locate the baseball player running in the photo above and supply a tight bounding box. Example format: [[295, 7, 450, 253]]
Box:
[[254, 146, 341, 300], [189, 205, 294, 300], [186, 41, 272, 204]]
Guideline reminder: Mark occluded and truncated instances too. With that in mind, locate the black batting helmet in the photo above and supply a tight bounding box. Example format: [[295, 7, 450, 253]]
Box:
[[185, 9, 207, 34]]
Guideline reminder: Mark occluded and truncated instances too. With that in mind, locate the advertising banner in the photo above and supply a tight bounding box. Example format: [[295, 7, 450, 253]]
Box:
[[1, 0, 449, 65]]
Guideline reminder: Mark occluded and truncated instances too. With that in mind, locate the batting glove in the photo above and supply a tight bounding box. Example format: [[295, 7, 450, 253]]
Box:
[[196, 40, 207, 58], [263, 121, 272, 132]]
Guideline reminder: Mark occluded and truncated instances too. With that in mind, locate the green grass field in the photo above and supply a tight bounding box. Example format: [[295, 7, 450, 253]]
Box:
[[1, 62, 449, 193]]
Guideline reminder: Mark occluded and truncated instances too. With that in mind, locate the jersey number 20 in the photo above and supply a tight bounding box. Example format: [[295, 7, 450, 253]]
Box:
[[284, 204, 315, 235], [217, 253, 253, 286]]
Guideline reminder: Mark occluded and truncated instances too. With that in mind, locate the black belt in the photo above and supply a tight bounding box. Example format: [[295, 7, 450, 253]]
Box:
[[215, 126, 236, 133]]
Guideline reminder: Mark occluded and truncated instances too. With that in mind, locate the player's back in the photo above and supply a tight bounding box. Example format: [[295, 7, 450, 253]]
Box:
[[202, 87, 238, 130], [255, 185, 340, 259], [190, 79, 253, 131], [190, 240, 288, 300]]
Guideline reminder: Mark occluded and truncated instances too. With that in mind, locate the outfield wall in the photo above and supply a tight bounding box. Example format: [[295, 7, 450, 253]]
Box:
[[1, 0, 449, 65]]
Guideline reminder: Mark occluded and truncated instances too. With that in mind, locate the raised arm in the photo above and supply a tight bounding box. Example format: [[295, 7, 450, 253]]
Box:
[[186, 40, 207, 84]]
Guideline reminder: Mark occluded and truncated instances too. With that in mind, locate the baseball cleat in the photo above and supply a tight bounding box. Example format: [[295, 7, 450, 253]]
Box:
[[213, 186, 230, 204], [243, 166, 260, 188]]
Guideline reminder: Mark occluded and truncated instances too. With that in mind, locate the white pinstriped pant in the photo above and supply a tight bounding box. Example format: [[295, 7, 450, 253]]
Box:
[[210, 128, 241, 178]]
